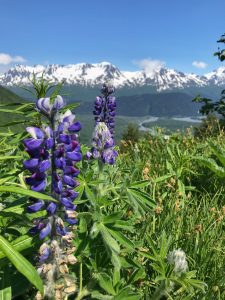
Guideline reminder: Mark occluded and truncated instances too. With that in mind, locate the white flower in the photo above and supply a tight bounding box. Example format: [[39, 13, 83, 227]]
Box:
[[167, 249, 188, 275]]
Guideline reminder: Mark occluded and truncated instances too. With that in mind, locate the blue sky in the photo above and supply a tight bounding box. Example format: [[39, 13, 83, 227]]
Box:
[[0, 0, 225, 74]]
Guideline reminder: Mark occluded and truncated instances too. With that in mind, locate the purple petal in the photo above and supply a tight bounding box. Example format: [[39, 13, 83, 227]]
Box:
[[65, 217, 78, 225], [59, 134, 71, 144], [29, 222, 45, 235], [39, 223, 51, 239], [23, 158, 39, 170], [45, 138, 54, 149], [62, 190, 79, 201], [62, 110, 75, 124], [56, 224, 67, 236], [55, 146, 65, 158], [64, 166, 80, 176], [86, 151, 92, 160], [46, 202, 57, 215], [36, 98, 51, 114], [53, 180, 63, 194], [27, 200, 44, 213], [55, 157, 66, 169], [53, 95, 64, 110], [92, 149, 100, 159], [31, 180, 46, 192], [63, 175, 76, 187], [39, 247, 50, 262], [57, 122, 64, 133], [24, 138, 43, 150], [68, 122, 82, 132], [26, 127, 44, 139], [60, 197, 76, 209], [38, 160, 51, 173], [66, 151, 82, 161]]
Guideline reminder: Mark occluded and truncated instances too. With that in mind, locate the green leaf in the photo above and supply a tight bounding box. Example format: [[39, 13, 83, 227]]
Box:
[[0, 121, 26, 128], [0, 156, 22, 160], [0, 235, 43, 294], [99, 224, 120, 254], [97, 273, 116, 295], [91, 291, 113, 300], [0, 109, 24, 114], [130, 180, 150, 188], [85, 184, 96, 205], [0, 186, 57, 202], [0, 235, 40, 260], [127, 268, 146, 284], [154, 174, 173, 183], [108, 228, 134, 251], [193, 156, 225, 177], [114, 288, 142, 300], [62, 102, 80, 112], [0, 286, 11, 300], [102, 212, 123, 224], [210, 142, 225, 167], [128, 188, 156, 210]]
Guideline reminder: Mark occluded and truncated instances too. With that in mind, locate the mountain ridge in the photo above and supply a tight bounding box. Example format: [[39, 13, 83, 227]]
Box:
[[0, 62, 225, 93]]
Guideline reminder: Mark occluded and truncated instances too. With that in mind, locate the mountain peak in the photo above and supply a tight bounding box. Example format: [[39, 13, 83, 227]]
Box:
[[0, 62, 224, 91]]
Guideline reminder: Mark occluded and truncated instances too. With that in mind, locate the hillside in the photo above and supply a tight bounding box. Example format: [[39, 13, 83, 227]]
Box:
[[0, 85, 24, 105], [76, 92, 202, 117]]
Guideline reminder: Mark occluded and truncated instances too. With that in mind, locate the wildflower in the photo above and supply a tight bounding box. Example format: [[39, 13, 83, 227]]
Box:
[[88, 84, 118, 164], [167, 249, 188, 275], [23, 94, 81, 298]]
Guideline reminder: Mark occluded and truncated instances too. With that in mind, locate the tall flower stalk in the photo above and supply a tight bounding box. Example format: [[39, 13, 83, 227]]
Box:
[[87, 84, 118, 165], [23, 95, 82, 299]]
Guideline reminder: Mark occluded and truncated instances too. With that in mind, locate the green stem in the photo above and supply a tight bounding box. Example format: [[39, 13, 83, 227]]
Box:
[[75, 288, 90, 300], [79, 262, 83, 294]]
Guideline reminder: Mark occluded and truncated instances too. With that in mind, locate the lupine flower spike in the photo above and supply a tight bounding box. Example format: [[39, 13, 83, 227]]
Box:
[[87, 83, 118, 164], [24, 95, 81, 299]]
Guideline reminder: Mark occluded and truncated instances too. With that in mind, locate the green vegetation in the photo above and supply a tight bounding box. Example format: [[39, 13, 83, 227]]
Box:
[[0, 112, 225, 298]]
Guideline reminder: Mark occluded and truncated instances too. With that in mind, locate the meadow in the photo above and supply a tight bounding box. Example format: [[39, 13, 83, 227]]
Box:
[[0, 79, 224, 300]]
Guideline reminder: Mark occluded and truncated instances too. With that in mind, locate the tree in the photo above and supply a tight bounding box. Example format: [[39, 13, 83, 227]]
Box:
[[193, 33, 225, 137]]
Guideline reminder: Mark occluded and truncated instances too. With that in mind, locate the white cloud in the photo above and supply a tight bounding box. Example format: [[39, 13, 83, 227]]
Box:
[[133, 58, 166, 73], [0, 53, 26, 65], [192, 61, 207, 69]]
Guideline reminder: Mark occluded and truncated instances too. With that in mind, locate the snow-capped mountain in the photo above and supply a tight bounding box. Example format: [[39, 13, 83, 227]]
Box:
[[0, 62, 225, 92]]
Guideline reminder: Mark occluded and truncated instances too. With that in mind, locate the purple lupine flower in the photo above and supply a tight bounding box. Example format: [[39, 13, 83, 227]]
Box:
[[88, 84, 117, 165], [24, 96, 81, 260], [90, 122, 117, 165]]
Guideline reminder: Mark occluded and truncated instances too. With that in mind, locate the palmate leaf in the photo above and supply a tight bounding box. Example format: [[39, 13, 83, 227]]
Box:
[[193, 156, 225, 177], [102, 212, 123, 224], [99, 223, 121, 269], [114, 287, 142, 300], [209, 142, 225, 167], [107, 228, 134, 251], [127, 188, 156, 214], [97, 273, 116, 295], [129, 180, 150, 188], [0, 186, 58, 202], [91, 291, 113, 300], [0, 235, 43, 294]]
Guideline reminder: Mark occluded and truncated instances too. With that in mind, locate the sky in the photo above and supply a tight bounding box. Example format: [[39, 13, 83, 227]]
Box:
[[0, 0, 225, 75]]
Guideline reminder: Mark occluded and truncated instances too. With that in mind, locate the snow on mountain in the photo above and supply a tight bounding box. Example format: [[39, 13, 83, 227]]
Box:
[[0, 62, 224, 91], [204, 66, 225, 85]]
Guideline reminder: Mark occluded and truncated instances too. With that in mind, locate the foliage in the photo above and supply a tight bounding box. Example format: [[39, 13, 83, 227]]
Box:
[[193, 33, 225, 138], [0, 76, 224, 299]]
